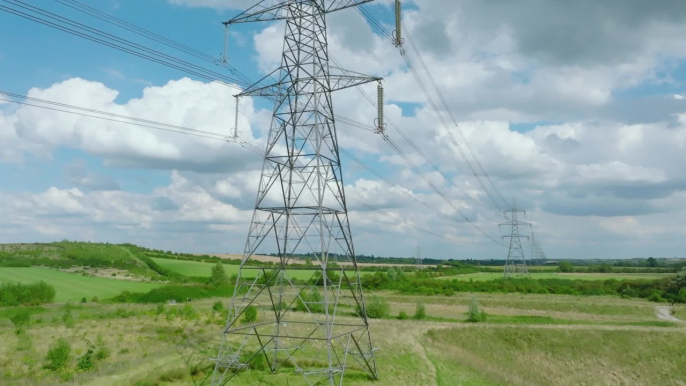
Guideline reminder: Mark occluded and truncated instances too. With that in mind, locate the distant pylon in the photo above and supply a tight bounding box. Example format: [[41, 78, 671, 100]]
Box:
[[211, 2, 380, 386], [415, 244, 422, 267], [500, 198, 531, 278]]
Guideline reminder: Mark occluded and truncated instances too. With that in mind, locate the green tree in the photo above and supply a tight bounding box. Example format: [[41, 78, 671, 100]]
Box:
[[647, 257, 658, 267], [559, 261, 574, 273], [209, 262, 228, 286], [10, 308, 31, 334]]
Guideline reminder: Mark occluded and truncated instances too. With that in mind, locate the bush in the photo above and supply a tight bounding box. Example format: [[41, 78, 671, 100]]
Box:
[[212, 300, 224, 312], [398, 311, 408, 320], [364, 296, 389, 319], [180, 304, 199, 320], [91, 296, 99, 303], [62, 309, 75, 328], [467, 297, 487, 322], [76, 342, 95, 371], [45, 338, 71, 371], [0, 281, 56, 306], [10, 308, 31, 333], [414, 302, 426, 320], [647, 291, 665, 303], [296, 289, 324, 313], [80, 297, 87, 303], [243, 305, 257, 324]]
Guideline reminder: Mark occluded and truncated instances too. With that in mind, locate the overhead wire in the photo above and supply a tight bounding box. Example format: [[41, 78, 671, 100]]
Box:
[[0, 92, 483, 245], [355, 5, 511, 212], [0, 1, 506, 246]]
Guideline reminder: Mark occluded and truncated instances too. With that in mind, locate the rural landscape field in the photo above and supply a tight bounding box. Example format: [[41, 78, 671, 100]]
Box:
[[4, 0, 686, 385], [1, 242, 685, 385]]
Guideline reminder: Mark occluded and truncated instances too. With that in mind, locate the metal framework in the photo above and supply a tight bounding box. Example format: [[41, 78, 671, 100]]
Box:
[[499, 198, 530, 278], [211, 1, 380, 385]]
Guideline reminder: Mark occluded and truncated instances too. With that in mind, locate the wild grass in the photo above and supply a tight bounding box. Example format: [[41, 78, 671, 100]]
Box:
[[424, 326, 686, 386]]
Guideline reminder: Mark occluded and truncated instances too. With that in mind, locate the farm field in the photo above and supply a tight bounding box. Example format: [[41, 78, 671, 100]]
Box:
[[0, 267, 161, 302], [0, 292, 684, 385], [436, 271, 674, 281], [151, 257, 371, 280]]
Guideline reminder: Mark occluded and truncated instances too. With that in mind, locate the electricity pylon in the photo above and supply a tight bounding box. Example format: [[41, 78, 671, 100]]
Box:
[[500, 198, 530, 278], [211, 1, 380, 385]]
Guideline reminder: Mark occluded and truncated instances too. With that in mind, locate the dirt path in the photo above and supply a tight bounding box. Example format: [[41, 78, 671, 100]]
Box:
[[656, 306, 682, 322]]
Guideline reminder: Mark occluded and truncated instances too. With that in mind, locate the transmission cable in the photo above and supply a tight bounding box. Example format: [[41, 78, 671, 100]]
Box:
[[1, 93, 494, 245]]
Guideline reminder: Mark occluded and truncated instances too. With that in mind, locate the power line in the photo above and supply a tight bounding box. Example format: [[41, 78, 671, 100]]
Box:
[[1, 91, 503, 247], [0, 0, 250, 89], [355, 5, 510, 212]]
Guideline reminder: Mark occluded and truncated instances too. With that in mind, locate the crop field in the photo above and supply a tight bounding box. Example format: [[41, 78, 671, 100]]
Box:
[[151, 257, 371, 280], [0, 268, 161, 302], [0, 292, 684, 386], [436, 272, 674, 281]]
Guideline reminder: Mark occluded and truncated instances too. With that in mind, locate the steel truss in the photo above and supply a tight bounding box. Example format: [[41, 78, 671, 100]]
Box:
[[500, 198, 531, 278], [212, 1, 380, 385]]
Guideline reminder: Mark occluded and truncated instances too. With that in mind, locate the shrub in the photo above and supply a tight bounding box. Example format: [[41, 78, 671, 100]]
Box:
[[95, 334, 110, 360], [467, 297, 487, 322], [80, 297, 87, 303], [45, 338, 71, 371], [0, 281, 56, 306], [414, 302, 426, 320], [156, 303, 166, 315], [180, 304, 199, 320], [10, 308, 31, 333], [398, 311, 408, 320], [296, 289, 323, 313], [91, 296, 99, 303], [364, 296, 389, 319], [62, 309, 75, 328], [243, 306, 257, 324], [76, 342, 95, 371], [212, 300, 224, 312], [647, 291, 665, 303]]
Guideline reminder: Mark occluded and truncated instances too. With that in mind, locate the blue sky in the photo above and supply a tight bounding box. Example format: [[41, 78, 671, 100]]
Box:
[[2, 0, 686, 260]]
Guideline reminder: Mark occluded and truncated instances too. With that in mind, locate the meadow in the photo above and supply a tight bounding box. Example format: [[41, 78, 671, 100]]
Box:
[[1, 242, 684, 385], [0, 292, 684, 386], [150, 257, 370, 280], [0, 267, 161, 302], [436, 271, 675, 281]]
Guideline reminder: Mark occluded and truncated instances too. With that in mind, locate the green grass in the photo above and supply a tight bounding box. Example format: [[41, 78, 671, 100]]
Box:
[[151, 257, 369, 280], [436, 272, 674, 281], [0, 268, 161, 302]]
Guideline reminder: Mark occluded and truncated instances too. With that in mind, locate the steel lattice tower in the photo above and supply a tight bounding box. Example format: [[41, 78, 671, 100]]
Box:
[[500, 198, 531, 278], [212, 1, 380, 385]]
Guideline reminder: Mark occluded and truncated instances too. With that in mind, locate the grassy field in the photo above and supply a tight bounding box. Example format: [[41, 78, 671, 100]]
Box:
[[151, 257, 370, 280], [0, 291, 684, 386], [0, 268, 161, 302], [436, 272, 674, 281]]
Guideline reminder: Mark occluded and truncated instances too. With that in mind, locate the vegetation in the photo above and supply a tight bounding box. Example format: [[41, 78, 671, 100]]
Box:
[[243, 305, 257, 323], [466, 297, 487, 322], [414, 302, 426, 320], [0, 281, 55, 306], [365, 296, 390, 319], [45, 338, 71, 371], [209, 261, 228, 286]]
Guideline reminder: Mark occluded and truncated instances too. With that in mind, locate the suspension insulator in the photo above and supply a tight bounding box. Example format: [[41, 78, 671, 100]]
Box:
[[232, 96, 241, 139], [222, 23, 229, 63], [375, 81, 385, 135], [394, 0, 403, 47]]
